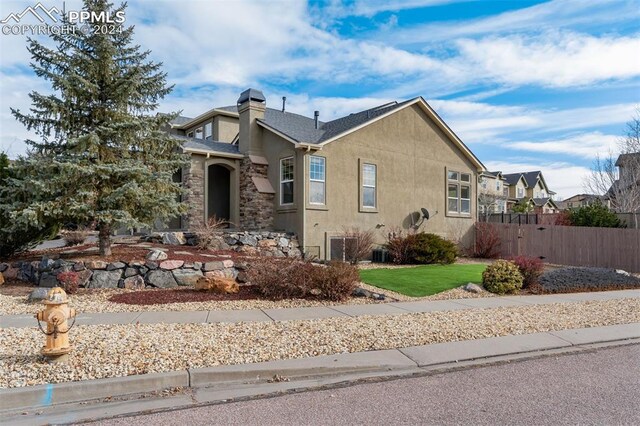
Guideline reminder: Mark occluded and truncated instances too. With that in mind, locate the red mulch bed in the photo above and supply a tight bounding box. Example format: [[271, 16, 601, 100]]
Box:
[[108, 286, 264, 305]]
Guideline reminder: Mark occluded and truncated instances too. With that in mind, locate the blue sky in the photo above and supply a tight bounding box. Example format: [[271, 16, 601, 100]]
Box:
[[1, 0, 639, 199]]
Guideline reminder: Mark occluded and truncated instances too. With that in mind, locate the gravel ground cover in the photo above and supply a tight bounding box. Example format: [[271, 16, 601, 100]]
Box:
[[2, 298, 638, 388], [539, 267, 640, 293]]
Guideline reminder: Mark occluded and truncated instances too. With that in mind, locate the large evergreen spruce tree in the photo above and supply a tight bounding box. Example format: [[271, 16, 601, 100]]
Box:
[[4, 0, 187, 256]]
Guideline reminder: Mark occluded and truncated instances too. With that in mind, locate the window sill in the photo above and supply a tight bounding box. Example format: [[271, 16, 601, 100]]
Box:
[[277, 207, 297, 213], [307, 205, 329, 211], [445, 212, 473, 219], [359, 207, 379, 213]]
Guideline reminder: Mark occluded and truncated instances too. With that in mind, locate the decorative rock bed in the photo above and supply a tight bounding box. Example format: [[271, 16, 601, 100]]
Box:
[[0, 250, 248, 293], [144, 230, 302, 258], [539, 267, 640, 293]]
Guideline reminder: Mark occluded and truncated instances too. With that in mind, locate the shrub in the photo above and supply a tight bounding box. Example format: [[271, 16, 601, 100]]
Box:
[[62, 227, 89, 246], [385, 228, 414, 264], [245, 257, 358, 301], [568, 201, 623, 228], [409, 233, 458, 264], [192, 216, 232, 250], [508, 255, 544, 288], [554, 211, 572, 226], [482, 260, 523, 295], [57, 271, 80, 294], [342, 226, 376, 264], [472, 222, 501, 258], [308, 261, 359, 301]]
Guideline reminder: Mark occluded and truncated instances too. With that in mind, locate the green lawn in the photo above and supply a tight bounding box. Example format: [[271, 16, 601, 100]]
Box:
[[359, 264, 487, 297]]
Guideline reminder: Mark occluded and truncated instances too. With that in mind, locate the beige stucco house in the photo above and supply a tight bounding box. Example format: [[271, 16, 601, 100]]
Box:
[[167, 89, 485, 260], [478, 171, 509, 214], [502, 171, 559, 214]]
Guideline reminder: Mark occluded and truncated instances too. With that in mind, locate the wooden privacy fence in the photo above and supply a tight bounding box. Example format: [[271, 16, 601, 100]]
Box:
[[489, 223, 640, 272]]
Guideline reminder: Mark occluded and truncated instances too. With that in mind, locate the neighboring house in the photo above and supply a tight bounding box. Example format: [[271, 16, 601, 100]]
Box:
[[502, 171, 559, 213], [478, 171, 508, 214], [165, 88, 485, 260], [558, 194, 610, 210]]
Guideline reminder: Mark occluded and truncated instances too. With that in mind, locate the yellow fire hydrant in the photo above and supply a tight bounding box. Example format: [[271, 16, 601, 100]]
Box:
[[35, 287, 76, 362]]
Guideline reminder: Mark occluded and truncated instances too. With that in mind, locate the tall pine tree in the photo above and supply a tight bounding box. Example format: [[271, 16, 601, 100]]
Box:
[[5, 0, 187, 256]]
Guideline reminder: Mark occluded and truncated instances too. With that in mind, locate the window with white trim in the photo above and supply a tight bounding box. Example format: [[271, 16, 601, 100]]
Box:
[[309, 156, 325, 205], [194, 126, 204, 139], [204, 122, 212, 140], [280, 157, 294, 205], [447, 170, 471, 215], [362, 163, 377, 208]]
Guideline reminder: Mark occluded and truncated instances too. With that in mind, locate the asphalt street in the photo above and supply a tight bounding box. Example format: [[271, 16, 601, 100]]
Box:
[[94, 344, 640, 426]]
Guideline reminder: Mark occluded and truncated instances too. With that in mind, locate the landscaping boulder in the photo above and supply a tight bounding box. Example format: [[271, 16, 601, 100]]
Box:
[[124, 267, 138, 278], [238, 234, 258, 246], [28, 287, 50, 303], [3, 267, 18, 280], [18, 262, 39, 284], [39, 272, 59, 288], [205, 268, 238, 280], [123, 275, 145, 290], [145, 261, 158, 270], [203, 261, 225, 272], [39, 258, 55, 272], [162, 232, 186, 246], [146, 270, 178, 288], [86, 260, 108, 270], [195, 276, 239, 293], [160, 260, 184, 270], [172, 269, 204, 286], [72, 262, 86, 272], [146, 249, 168, 261], [106, 261, 126, 271], [352, 287, 385, 300], [77, 269, 93, 287], [89, 270, 122, 288], [0, 263, 8, 272], [463, 283, 483, 293]]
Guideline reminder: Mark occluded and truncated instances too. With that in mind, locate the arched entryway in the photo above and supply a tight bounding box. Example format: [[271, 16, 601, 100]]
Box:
[[204, 158, 239, 226], [208, 164, 231, 221]]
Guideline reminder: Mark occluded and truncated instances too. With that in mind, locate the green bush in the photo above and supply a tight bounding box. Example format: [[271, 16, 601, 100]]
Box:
[[482, 260, 524, 295], [408, 233, 458, 264], [569, 201, 623, 228]]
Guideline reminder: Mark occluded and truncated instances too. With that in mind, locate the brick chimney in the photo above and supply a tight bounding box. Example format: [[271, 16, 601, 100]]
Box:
[[237, 88, 266, 155]]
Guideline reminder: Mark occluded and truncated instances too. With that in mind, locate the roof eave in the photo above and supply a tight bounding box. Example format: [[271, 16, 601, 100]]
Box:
[[314, 97, 485, 172], [182, 147, 244, 159], [175, 109, 239, 130], [256, 120, 322, 151]]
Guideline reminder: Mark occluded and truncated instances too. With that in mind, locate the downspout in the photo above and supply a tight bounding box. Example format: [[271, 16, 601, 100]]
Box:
[[300, 144, 312, 259]]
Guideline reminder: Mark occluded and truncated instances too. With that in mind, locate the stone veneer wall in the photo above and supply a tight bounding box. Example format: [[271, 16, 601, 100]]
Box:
[[238, 156, 274, 230], [0, 231, 300, 291], [183, 160, 205, 229]]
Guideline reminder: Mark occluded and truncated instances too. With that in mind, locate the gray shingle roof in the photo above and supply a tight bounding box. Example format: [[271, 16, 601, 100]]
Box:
[[521, 171, 541, 186], [174, 135, 240, 155], [257, 100, 414, 144], [169, 115, 193, 126], [502, 173, 523, 186]]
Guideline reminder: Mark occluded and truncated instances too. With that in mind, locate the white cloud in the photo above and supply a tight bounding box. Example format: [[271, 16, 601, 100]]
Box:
[[456, 31, 640, 87], [484, 160, 591, 200], [428, 99, 638, 145], [508, 132, 620, 159], [384, 0, 640, 45]]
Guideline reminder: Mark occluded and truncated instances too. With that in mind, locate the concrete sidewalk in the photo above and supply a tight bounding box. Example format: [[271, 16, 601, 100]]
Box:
[[1, 322, 639, 425], [2, 288, 639, 329]]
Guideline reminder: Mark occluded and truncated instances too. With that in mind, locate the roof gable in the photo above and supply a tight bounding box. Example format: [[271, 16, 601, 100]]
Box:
[[258, 97, 485, 171]]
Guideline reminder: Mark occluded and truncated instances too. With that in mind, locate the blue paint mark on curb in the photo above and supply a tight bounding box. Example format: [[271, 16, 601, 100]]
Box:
[[42, 384, 53, 406]]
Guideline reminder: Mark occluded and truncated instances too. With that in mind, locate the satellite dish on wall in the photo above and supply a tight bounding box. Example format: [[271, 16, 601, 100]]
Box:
[[421, 208, 430, 220]]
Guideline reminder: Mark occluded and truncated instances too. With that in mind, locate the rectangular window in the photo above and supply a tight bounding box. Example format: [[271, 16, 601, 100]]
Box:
[[194, 126, 204, 139], [447, 169, 471, 216], [362, 163, 377, 208], [309, 156, 325, 205], [496, 181, 500, 191], [204, 122, 212, 140], [517, 187, 524, 198], [280, 157, 294, 205]]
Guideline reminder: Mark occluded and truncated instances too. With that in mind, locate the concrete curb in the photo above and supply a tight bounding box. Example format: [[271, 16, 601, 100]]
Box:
[[0, 371, 188, 411], [1, 323, 639, 414]]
